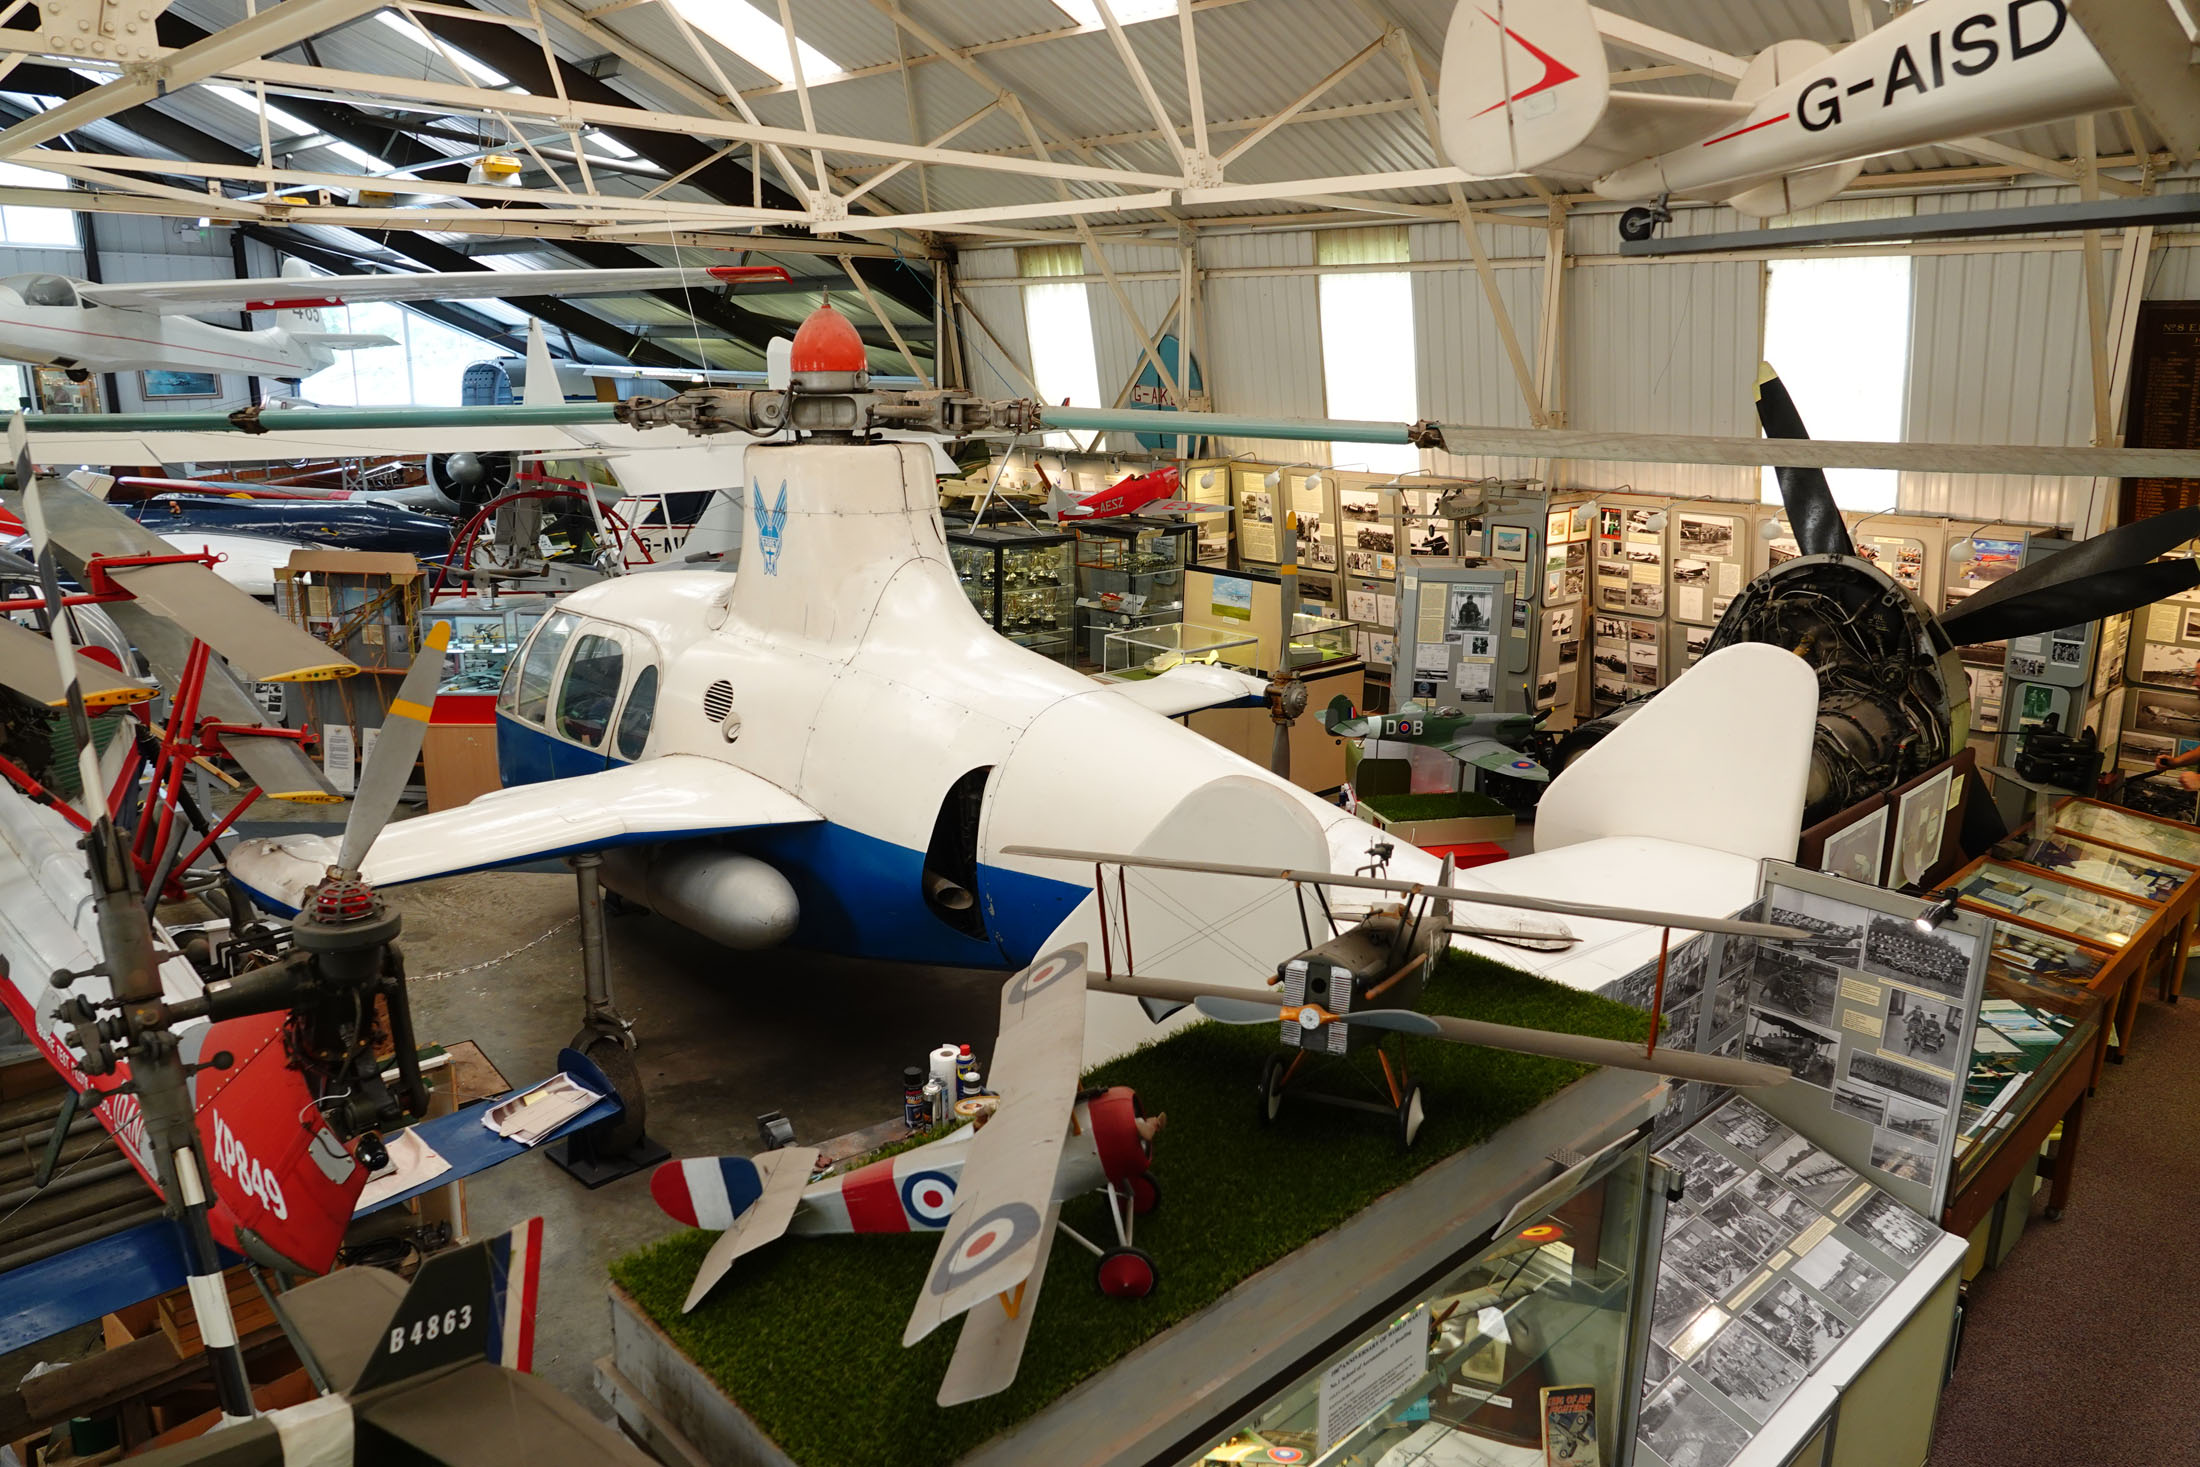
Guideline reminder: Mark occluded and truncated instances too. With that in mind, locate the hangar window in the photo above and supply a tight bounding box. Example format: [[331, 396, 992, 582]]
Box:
[[1020, 244, 1101, 449], [1760, 253, 1912, 513], [0, 165, 77, 248], [615, 664, 658, 761], [1317, 227, 1420, 474], [299, 297, 501, 405], [556, 633, 625, 748], [510, 612, 574, 725]]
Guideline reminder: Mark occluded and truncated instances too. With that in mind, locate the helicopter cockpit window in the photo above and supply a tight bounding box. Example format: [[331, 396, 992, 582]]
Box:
[[509, 612, 574, 725], [615, 664, 657, 761], [21, 276, 78, 307], [556, 633, 624, 749]]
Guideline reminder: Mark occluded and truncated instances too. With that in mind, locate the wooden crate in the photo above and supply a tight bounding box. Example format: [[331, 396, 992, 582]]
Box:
[[154, 1268, 276, 1359]]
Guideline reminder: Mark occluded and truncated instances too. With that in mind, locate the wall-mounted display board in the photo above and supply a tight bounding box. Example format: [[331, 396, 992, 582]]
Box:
[[1597, 504, 1666, 616], [1668, 504, 1749, 627], [1393, 565, 1517, 711], [1182, 459, 1233, 565], [1336, 480, 1398, 581], [2117, 300, 2200, 525]]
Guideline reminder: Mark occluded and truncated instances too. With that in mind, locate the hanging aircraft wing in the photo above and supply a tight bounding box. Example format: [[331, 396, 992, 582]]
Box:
[[903, 947, 1088, 1368], [1097, 663, 1268, 718], [227, 754, 821, 914], [1443, 733, 1550, 782], [75, 265, 792, 314]]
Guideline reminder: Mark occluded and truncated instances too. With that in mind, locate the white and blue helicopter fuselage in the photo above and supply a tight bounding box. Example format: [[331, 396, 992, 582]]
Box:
[[237, 438, 1337, 974]]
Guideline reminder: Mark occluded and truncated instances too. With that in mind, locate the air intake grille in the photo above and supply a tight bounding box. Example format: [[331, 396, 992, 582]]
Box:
[[702, 680, 735, 723]]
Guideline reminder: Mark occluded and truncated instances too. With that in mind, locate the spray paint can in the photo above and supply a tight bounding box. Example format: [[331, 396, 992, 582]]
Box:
[[921, 1076, 946, 1130], [930, 1043, 960, 1097], [956, 1044, 981, 1098], [903, 1065, 928, 1130]]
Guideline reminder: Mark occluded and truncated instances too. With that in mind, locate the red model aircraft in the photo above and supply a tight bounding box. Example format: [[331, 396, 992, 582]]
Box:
[[1059, 465, 1202, 521]]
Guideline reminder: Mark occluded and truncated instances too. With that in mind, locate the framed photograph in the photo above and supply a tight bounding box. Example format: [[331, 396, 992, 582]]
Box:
[[1890, 767, 1953, 887], [33, 367, 96, 413], [139, 368, 222, 399], [1820, 806, 1889, 886], [1492, 524, 1527, 561], [1546, 508, 1572, 545]]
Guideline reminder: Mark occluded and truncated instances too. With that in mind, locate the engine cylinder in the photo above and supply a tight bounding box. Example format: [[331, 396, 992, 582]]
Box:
[[598, 846, 799, 950]]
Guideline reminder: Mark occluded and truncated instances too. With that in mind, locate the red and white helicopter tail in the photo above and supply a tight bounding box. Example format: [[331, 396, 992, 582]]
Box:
[[1437, 0, 1610, 176]]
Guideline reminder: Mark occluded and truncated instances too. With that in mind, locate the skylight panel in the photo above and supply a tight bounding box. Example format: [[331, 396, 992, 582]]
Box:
[[664, 0, 844, 85], [374, 11, 512, 87], [1051, 0, 1178, 29], [205, 84, 316, 139]]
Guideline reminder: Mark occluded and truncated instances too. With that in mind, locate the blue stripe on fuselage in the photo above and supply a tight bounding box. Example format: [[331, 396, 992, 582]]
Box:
[[495, 714, 1083, 968]]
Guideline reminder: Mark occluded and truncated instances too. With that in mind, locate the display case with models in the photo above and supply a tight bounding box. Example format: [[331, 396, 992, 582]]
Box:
[[424, 595, 553, 696], [1103, 621, 1259, 678], [1190, 1134, 1663, 1466], [1286, 612, 1358, 670], [947, 523, 1076, 664], [1074, 517, 1197, 665]]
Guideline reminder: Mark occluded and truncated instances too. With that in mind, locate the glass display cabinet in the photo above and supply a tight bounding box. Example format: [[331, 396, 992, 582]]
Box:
[[423, 595, 552, 696], [1104, 621, 1258, 678], [1187, 1136, 1661, 1467], [946, 523, 1076, 664], [1286, 612, 1358, 670], [1074, 517, 1196, 665], [1952, 860, 2154, 949]]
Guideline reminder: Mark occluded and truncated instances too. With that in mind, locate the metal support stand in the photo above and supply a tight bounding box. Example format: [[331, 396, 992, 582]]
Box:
[[570, 852, 633, 1051], [549, 852, 665, 1188]]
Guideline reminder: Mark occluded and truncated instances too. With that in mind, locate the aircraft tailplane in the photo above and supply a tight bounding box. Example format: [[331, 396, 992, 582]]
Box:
[[1722, 40, 1864, 219], [1437, 0, 1609, 176], [1533, 643, 1817, 862], [523, 318, 562, 408], [351, 1217, 546, 1393], [291, 332, 394, 352]]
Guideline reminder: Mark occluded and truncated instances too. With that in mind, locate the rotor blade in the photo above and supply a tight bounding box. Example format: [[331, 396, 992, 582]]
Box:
[[1939, 507, 2200, 647], [337, 620, 451, 874], [1192, 994, 1284, 1025], [17, 469, 104, 822], [1007, 845, 1813, 941], [1755, 367, 1853, 559]]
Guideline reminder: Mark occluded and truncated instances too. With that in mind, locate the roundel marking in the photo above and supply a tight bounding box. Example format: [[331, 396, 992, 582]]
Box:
[[930, 1202, 1042, 1293], [1511, 759, 1537, 770], [900, 1170, 958, 1227], [1268, 1450, 1306, 1463], [1007, 947, 1081, 1005]]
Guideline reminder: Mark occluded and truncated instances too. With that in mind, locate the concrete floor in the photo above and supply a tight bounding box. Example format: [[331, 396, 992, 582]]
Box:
[[384, 866, 1007, 1410]]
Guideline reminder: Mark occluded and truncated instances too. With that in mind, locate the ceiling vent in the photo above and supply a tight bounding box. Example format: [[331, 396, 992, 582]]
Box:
[[702, 679, 735, 724]]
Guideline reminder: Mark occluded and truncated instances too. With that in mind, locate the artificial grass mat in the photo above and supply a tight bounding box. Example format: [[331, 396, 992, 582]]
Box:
[[1361, 789, 1512, 822], [610, 951, 1651, 1467]]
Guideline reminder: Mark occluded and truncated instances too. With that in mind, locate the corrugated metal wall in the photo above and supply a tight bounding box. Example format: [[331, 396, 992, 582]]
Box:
[[954, 185, 2200, 530]]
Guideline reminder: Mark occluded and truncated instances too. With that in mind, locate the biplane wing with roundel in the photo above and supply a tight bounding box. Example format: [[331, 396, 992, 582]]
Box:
[[902, 945, 1089, 1401]]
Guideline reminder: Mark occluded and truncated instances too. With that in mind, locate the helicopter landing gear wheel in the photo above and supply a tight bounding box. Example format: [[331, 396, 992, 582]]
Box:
[[1096, 1246, 1159, 1299]]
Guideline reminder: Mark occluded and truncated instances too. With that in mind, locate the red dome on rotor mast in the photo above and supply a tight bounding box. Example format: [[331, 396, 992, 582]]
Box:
[[789, 299, 867, 377]]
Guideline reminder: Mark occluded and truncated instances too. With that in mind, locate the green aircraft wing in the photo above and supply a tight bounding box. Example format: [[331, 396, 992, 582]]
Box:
[[1446, 734, 1550, 782]]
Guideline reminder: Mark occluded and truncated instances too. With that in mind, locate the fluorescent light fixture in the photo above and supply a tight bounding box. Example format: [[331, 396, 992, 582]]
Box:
[[206, 84, 316, 139], [1051, 0, 1179, 28], [665, 0, 843, 84], [374, 11, 511, 87]]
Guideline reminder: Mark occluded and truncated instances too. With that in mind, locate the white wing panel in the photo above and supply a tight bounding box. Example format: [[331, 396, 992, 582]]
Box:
[[1097, 664, 1267, 718], [227, 755, 816, 913]]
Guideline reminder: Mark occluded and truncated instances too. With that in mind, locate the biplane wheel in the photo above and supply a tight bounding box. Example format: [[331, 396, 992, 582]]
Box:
[[1258, 1054, 1289, 1125], [1096, 1246, 1158, 1299], [1129, 1170, 1160, 1217], [1398, 1084, 1426, 1150]]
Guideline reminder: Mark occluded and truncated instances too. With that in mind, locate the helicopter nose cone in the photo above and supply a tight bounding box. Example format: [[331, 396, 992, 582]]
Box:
[[789, 300, 868, 391]]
